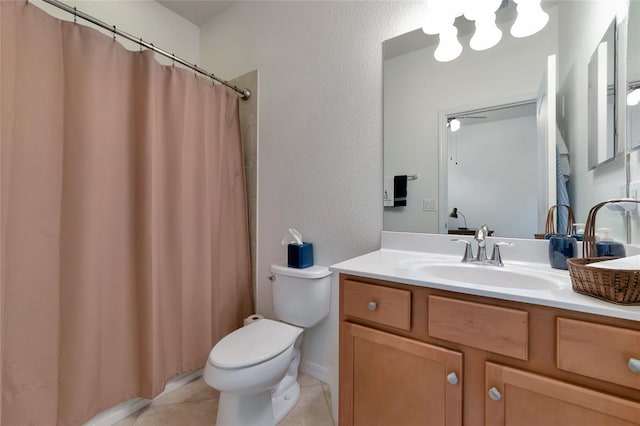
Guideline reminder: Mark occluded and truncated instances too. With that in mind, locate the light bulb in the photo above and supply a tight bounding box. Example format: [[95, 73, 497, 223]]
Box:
[[449, 118, 461, 132], [628, 88, 640, 106], [422, 9, 446, 34], [423, 0, 452, 34], [464, 0, 502, 21], [470, 12, 502, 50], [511, 0, 549, 38], [434, 25, 463, 62], [423, 0, 465, 34]]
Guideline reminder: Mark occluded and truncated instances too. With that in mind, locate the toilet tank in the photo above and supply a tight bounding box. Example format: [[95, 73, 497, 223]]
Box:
[[270, 262, 332, 328]]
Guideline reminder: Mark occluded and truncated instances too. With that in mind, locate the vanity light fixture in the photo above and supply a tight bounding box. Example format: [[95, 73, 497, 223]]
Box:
[[434, 25, 463, 62], [449, 207, 468, 229], [422, 0, 458, 35], [511, 0, 549, 38], [448, 118, 461, 132], [422, 1, 464, 62], [423, 0, 548, 62], [467, 0, 503, 51], [470, 12, 503, 50]]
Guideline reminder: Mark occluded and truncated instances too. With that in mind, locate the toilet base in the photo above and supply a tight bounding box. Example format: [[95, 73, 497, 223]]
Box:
[[272, 333, 303, 422], [273, 381, 300, 423], [216, 391, 275, 426]]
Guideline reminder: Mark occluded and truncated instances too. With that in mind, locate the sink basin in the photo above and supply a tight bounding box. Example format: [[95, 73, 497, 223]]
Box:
[[416, 263, 561, 290]]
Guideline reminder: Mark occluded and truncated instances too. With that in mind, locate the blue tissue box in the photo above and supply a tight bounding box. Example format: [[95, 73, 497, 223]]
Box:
[[288, 243, 313, 269]]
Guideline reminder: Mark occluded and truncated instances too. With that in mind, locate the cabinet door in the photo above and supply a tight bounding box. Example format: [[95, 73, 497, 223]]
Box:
[[485, 362, 640, 425], [340, 322, 462, 426]]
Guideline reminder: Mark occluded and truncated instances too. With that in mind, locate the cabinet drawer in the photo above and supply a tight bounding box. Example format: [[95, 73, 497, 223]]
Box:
[[557, 318, 640, 390], [428, 296, 528, 360], [342, 280, 411, 331]]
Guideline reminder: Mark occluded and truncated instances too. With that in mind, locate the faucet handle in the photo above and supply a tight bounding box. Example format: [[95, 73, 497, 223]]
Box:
[[451, 239, 474, 263], [490, 242, 515, 266]]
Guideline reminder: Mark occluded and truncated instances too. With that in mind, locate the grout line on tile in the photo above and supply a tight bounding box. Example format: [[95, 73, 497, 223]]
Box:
[[321, 387, 335, 426], [129, 412, 141, 426]]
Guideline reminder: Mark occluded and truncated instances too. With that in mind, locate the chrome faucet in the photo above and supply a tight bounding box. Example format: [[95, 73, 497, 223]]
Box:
[[451, 225, 514, 266], [474, 225, 489, 262]]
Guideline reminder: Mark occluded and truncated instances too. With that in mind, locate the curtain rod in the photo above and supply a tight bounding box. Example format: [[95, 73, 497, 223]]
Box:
[[37, 0, 251, 100]]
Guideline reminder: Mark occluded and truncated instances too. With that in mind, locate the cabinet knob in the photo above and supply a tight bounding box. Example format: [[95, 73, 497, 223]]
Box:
[[629, 358, 640, 375], [488, 387, 502, 401], [446, 372, 458, 385], [367, 301, 377, 311]]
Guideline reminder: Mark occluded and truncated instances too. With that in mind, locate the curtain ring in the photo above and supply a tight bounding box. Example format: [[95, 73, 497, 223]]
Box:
[[73, 7, 77, 23], [112, 25, 116, 41], [139, 38, 143, 52], [172, 54, 175, 67]]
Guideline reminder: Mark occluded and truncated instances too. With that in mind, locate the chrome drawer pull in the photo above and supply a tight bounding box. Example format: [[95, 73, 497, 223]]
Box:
[[488, 387, 502, 401], [446, 372, 458, 385], [629, 358, 640, 375], [367, 301, 377, 311]]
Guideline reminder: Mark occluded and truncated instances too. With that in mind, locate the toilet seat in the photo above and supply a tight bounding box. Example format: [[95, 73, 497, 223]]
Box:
[[209, 319, 302, 369]]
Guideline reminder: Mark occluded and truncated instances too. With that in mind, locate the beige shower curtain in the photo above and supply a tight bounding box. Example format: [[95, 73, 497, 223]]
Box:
[[0, 2, 253, 425]]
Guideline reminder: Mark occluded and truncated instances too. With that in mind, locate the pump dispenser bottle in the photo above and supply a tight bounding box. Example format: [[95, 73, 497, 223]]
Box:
[[595, 228, 626, 257]]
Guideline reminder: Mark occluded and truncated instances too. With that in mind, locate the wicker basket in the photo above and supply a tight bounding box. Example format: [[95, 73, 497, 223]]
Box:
[[567, 258, 640, 305], [544, 204, 575, 235], [566, 199, 640, 305]]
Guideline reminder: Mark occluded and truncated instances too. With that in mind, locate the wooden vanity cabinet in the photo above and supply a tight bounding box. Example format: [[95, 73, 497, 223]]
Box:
[[340, 279, 463, 425], [485, 362, 640, 425], [339, 274, 640, 426], [341, 322, 462, 426]]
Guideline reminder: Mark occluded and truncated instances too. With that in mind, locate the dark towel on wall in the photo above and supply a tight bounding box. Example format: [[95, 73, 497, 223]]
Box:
[[394, 175, 407, 206]]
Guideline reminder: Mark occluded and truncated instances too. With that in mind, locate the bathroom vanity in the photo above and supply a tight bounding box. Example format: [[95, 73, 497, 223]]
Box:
[[331, 233, 640, 426]]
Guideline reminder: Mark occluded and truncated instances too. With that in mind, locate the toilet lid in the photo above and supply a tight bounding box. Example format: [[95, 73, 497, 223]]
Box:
[[209, 319, 302, 369]]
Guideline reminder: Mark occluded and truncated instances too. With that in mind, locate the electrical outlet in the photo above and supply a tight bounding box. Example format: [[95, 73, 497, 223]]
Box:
[[423, 199, 437, 212]]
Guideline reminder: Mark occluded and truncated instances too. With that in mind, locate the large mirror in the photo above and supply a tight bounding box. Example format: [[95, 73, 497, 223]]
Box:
[[588, 18, 616, 169], [383, 0, 629, 240], [627, 0, 640, 245], [628, 0, 640, 152]]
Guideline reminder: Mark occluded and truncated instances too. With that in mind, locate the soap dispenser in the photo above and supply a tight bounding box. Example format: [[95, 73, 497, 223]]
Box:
[[548, 234, 578, 270], [595, 228, 626, 257]]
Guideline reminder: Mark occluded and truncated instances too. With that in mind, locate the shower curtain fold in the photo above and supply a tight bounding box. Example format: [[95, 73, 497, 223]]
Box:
[[0, 3, 253, 425]]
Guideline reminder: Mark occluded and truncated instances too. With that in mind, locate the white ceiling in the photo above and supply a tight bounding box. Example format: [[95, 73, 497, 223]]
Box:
[[157, 1, 234, 26]]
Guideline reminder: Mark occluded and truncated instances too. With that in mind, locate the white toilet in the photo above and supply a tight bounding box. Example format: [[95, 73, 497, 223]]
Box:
[[204, 262, 332, 426]]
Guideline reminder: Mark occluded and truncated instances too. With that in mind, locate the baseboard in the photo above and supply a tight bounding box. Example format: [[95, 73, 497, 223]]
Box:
[[85, 362, 328, 425], [299, 359, 330, 384], [84, 369, 203, 426]]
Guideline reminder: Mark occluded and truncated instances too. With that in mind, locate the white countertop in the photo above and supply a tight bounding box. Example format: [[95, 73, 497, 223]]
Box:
[[330, 232, 640, 322]]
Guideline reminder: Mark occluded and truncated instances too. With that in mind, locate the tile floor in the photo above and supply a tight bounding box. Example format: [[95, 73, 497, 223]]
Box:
[[114, 373, 335, 426]]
